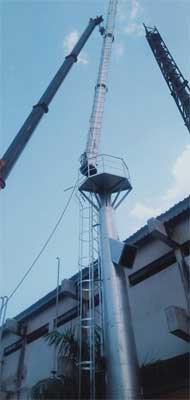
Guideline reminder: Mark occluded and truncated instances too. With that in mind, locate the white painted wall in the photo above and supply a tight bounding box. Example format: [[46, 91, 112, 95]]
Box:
[[127, 263, 189, 365], [1, 214, 189, 397]]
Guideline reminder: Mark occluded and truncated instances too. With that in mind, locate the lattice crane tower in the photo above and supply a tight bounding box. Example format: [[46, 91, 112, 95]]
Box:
[[144, 25, 190, 134]]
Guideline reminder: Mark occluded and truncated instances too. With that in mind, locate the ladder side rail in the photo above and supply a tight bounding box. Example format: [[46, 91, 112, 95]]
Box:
[[89, 194, 95, 399]]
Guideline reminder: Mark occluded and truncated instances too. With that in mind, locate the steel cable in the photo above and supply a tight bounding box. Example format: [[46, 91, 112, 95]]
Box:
[[7, 181, 78, 302]]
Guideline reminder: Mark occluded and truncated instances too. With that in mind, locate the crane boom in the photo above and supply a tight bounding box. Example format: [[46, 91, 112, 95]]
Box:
[[144, 25, 190, 134], [0, 16, 103, 189], [80, 0, 118, 176]]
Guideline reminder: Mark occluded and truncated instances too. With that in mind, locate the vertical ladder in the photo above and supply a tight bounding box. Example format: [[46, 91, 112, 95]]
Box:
[[78, 194, 103, 399]]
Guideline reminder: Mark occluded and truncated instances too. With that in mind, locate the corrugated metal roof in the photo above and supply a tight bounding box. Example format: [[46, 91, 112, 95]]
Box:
[[125, 195, 190, 245], [15, 195, 190, 322]]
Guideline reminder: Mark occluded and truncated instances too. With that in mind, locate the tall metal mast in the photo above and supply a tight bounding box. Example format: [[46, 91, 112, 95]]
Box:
[[78, 2, 119, 396], [144, 25, 190, 134], [80, 0, 118, 176], [78, 1, 141, 399]]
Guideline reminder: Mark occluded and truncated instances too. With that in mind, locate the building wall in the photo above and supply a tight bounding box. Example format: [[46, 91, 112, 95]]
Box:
[[125, 215, 189, 365], [1, 294, 78, 395], [127, 262, 188, 365], [1, 210, 189, 397]]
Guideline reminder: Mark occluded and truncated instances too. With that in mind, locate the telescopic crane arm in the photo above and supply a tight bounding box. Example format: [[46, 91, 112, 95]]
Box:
[[0, 16, 103, 189], [144, 25, 190, 134]]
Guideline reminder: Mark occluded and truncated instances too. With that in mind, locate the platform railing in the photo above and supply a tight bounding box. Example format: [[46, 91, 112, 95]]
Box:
[[79, 153, 131, 183]]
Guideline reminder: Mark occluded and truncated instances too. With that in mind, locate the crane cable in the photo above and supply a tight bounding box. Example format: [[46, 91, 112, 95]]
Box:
[[7, 180, 78, 302]]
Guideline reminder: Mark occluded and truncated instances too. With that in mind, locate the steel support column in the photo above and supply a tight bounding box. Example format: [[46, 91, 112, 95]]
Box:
[[99, 193, 140, 399], [79, 155, 141, 399]]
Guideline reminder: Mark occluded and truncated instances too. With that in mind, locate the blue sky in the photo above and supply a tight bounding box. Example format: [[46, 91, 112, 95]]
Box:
[[1, 0, 190, 318]]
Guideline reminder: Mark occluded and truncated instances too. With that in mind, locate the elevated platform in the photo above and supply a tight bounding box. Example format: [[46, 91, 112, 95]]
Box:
[[79, 154, 132, 195], [79, 172, 131, 194]]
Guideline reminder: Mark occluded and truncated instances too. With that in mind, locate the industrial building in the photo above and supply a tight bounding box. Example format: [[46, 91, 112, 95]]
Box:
[[0, 196, 189, 399], [1, 0, 190, 398]]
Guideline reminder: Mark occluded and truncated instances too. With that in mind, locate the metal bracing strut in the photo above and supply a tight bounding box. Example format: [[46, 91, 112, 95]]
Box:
[[80, 0, 118, 176], [144, 25, 190, 133], [0, 15, 103, 189]]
